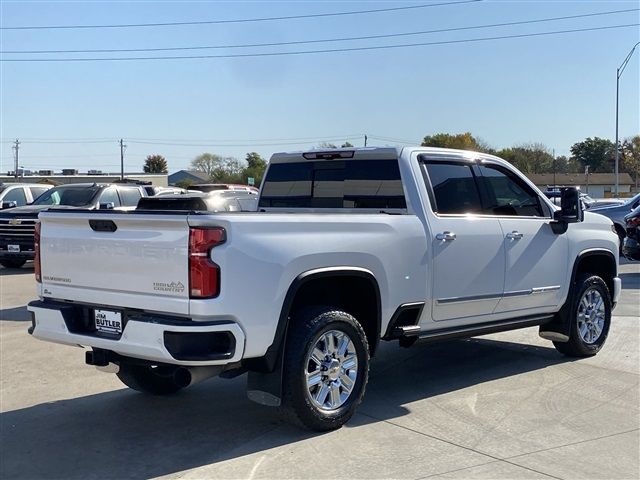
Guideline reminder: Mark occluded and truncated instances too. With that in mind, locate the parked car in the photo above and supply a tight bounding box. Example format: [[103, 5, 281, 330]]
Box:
[[0, 183, 52, 209], [190, 183, 259, 194], [0, 183, 146, 269], [137, 190, 258, 212], [590, 193, 640, 248], [28, 147, 620, 431], [544, 189, 625, 210], [622, 205, 640, 261], [143, 186, 188, 196]]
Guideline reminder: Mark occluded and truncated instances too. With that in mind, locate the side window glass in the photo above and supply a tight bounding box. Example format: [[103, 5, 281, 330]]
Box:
[[29, 187, 49, 201], [424, 162, 482, 214], [3, 188, 28, 206], [118, 188, 143, 207], [99, 188, 121, 207], [478, 165, 544, 217]]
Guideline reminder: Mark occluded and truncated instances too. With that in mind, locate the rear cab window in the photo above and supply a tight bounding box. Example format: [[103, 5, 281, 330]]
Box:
[[259, 154, 406, 211]]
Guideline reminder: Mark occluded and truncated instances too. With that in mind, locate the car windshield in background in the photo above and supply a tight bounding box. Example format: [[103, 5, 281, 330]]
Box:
[[32, 186, 101, 207]]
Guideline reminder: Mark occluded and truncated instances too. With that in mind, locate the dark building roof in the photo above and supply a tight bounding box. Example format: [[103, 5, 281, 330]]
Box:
[[527, 173, 634, 186]]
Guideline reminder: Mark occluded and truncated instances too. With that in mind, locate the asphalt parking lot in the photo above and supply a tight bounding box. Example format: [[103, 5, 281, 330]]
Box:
[[1, 262, 638, 480]]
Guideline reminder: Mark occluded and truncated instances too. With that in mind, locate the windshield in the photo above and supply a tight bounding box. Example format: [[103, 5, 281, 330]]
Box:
[[33, 185, 101, 207], [624, 193, 640, 206]]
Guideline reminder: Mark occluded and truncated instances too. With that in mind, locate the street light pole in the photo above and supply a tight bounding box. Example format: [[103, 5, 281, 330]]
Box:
[[615, 41, 640, 198]]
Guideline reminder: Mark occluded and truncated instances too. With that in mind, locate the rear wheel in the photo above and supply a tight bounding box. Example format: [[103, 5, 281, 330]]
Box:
[[116, 364, 184, 395], [553, 274, 611, 357], [0, 259, 26, 269], [281, 307, 370, 431]]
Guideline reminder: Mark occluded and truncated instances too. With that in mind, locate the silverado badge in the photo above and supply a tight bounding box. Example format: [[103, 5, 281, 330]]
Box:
[[9, 219, 22, 225]]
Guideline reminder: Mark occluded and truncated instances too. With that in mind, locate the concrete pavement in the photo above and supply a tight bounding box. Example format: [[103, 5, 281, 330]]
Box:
[[1, 262, 638, 479]]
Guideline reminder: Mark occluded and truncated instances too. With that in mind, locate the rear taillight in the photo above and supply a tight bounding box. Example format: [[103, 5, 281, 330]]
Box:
[[34, 222, 42, 283], [189, 227, 226, 298]]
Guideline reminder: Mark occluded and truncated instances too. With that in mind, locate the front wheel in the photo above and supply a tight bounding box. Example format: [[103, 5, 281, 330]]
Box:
[[281, 307, 370, 431], [0, 259, 26, 269], [553, 274, 611, 357]]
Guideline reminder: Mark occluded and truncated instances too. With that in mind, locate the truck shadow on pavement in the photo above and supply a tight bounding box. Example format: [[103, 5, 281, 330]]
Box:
[[0, 306, 30, 321], [0, 338, 574, 479], [0, 267, 32, 276]]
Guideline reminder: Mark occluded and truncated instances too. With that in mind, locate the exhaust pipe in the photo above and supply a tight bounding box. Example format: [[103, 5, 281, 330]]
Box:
[[173, 365, 223, 388]]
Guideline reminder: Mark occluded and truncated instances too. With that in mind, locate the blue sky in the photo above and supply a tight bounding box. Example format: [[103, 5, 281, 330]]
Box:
[[1, 0, 639, 174]]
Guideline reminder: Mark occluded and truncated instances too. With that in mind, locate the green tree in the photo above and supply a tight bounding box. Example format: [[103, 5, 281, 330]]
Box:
[[552, 155, 582, 174], [570, 137, 615, 173], [191, 153, 223, 178], [143, 154, 168, 174], [317, 142, 338, 149], [421, 132, 492, 153], [496, 143, 554, 174], [244, 152, 267, 187], [211, 157, 244, 183]]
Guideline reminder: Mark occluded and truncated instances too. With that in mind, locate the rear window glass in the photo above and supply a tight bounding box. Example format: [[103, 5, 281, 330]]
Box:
[[118, 187, 142, 206], [423, 162, 482, 214], [33, 186, 101, 207], [259, 159, 406, 209]]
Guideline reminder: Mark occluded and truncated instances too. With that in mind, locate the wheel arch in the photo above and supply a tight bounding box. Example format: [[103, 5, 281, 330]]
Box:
[[247, 267, 382, 373]]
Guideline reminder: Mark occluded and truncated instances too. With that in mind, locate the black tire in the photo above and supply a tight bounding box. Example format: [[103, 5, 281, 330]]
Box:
[[281, 307, 370, 431], [116, 364, 183, 395], [553, 274, 611, 357], [0, 259, 26, 269]]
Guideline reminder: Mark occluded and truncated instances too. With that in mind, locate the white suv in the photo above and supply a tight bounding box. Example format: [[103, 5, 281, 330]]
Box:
[[0, 183, 51, 209]]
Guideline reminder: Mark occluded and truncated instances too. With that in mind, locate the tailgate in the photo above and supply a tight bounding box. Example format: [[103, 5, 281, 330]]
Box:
[[39, 211, 190, 315]]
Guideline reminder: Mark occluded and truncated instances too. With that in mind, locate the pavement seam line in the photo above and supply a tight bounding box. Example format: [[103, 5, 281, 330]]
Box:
[[505, 427, 640, 460], [359, 412, 562, 480]]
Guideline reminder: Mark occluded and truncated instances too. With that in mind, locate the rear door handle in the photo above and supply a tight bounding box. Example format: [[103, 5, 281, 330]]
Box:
[[506, 231, 523, 240], [436, 231, 456, 241]]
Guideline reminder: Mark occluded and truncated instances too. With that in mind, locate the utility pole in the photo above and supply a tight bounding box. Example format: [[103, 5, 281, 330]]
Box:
[[12, 139, 20, 181], [119, 139, 126, 180], [552, 149, 556, 189], [364, 134, 368, 147], [614, 41, 640, 198]]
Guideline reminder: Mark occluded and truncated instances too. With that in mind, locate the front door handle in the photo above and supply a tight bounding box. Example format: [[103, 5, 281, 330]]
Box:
[[436, 231, 456, 241], [506, 231, 524, 240]]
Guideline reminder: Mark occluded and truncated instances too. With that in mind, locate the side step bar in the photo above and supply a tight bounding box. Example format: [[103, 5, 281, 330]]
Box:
[[399, 314, 554, 344]]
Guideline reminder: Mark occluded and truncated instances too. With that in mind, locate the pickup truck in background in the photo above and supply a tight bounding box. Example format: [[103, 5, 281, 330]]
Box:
[[28, 147, 621, 431], [0, 183, 146, 269]]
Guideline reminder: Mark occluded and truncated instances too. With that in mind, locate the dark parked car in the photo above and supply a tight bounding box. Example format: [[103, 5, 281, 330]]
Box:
[[0, 183, 146, 269], [622, 205, 640, 261], [591, 193, 640, 248]]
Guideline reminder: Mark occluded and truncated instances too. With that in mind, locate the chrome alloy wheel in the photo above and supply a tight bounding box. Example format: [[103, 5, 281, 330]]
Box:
[[577, 287, 606, 344], [305, 329, 358, 411]]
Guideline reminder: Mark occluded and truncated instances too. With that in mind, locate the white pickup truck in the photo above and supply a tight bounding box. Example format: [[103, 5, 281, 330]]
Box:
[[28, 147, 621, 431]]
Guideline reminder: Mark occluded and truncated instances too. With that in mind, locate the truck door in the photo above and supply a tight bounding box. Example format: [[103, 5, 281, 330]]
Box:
[[420, 157, 506, 322], [474, 163, 568, 313]]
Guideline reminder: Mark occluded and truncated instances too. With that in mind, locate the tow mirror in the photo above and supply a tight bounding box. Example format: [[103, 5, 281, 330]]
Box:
[[99, 202, 115, 210], [1, 201, 18, 209], [552, 187, 583, 233]]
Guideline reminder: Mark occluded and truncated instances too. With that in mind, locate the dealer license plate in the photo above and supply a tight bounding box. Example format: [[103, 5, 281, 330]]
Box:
[[7, 244, 20, 253], [94, 309, 123, 335]]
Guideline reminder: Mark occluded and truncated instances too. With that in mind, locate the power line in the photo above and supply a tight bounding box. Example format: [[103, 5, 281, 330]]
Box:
[[0, 1, 480, 31], [5, 8, 635, 55], [3, 23, 637, 62]]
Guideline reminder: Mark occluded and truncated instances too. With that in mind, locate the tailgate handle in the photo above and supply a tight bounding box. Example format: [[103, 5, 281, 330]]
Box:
[[89, 219, 117, 232]]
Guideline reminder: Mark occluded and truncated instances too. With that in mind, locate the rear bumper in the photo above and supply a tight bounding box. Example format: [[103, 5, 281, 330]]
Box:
[[27, 300, 245, 366], [0, 251, 34, 260]]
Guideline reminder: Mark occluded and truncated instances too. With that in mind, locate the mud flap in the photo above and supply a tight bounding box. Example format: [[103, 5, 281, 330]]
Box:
[[246, 347, 284, 407], [539, 295, 572, 343]]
